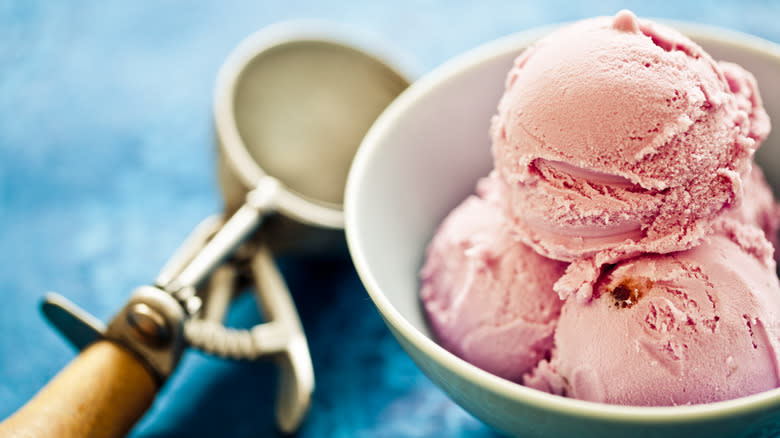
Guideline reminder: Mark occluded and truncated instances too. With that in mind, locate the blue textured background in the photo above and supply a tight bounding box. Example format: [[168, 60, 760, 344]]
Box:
[[2, 1, 779, 437]]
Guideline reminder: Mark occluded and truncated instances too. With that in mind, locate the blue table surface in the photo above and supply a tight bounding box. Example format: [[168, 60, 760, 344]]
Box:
[[2, 1, 779, 437]]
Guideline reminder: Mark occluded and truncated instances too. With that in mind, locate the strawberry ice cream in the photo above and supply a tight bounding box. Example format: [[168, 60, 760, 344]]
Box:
[[420, 10, 780, 406], [524, 235, 780, 405], [490, 10, 771, 301], [420, 174, 567, 382]]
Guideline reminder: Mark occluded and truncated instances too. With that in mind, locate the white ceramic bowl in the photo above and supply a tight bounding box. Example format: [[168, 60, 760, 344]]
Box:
[[345, 22, 780, 438]]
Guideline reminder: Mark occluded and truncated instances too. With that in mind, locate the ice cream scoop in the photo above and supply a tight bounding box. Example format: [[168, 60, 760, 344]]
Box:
[[524, 234, 780, 406], [0, 22, 411, 438], [420, 174, 567, 382], [490, 10, 772, 301]]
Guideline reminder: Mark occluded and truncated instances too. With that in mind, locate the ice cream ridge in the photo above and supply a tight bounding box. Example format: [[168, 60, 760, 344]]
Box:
[[420, 10, 780, 406]]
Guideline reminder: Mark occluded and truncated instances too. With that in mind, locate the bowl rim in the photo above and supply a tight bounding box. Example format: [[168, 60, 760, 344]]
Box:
[[345, 20, 780, 424]]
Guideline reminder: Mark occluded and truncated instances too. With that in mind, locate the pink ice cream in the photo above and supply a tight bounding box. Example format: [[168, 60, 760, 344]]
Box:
[[524, 235, 780, 405], [420, 10, 780, 406], [489, 10, 772, 301], [420, 175, 567, 382]]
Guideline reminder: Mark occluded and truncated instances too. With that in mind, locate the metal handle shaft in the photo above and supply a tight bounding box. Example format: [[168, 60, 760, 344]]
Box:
[[163, 178, 282, 293]]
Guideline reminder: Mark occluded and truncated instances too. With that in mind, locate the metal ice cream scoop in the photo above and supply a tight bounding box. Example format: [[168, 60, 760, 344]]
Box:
[[0, 21, 409, 438]]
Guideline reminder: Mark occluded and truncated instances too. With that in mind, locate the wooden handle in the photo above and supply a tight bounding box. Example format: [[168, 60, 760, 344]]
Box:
[[0, 340, 158, 438]]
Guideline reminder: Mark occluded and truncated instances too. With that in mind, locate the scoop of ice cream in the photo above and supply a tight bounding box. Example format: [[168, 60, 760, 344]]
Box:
[[420, 174, 567, 381], [490, 10, 771, 301], [524, 235, 780, 405]]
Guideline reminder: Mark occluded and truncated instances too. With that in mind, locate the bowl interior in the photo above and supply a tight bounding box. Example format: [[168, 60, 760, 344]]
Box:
[[345, 23, 780, 435]]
